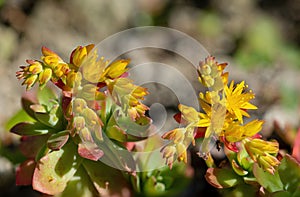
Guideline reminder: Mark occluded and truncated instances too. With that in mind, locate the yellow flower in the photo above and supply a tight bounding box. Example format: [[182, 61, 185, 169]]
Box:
[[225, 81, 257, 123], [103, 59, 129, 79], [38, 68, 52, 86], [70, 44, 95, 69], [176, 142, 188, 163], [244, 138, 280, 174], [82, 53, 108, 83], [107, 78, 149, 120], [22, 74, 38, 90], [41, 46, 65, 69], [162, 128, 186, 143], [28, 61, 43, 74], [224, 119, 264, 142], [178, 104, 200, 124]]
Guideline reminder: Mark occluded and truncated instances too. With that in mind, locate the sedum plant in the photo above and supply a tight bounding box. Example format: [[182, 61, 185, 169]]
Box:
[[161, 56, 300, 196], [9, 44, 300, 196]]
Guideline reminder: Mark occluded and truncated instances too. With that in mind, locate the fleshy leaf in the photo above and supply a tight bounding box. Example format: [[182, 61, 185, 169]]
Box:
[[278, 154, 300, 194], [271, 191, 292, 197], [47, 131, 70, 150], [32, 141, 83, 195], [19, 135, 49, 158], [78, 142, 104, 161], [5, 109, 36, 131], [16, 159, 36, 185], [21, 93, 37, 119], [231, 159, 248, 176], [82, 160, 131, 196], [34, 103, 63, 129], [106, 125, 127, 142], [57, 166, 98, 197], [116, 115, 150, 138], [292, 128, 300, 163], [37, 86, 58, 109], [205, 168, 241, 188], [11, 122, 53, 136], [253, 163, 283, 193]]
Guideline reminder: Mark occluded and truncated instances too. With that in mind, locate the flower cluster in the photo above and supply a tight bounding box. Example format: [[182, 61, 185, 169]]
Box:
[[13, 45, 151, 195], [161, 56, 280, 174]]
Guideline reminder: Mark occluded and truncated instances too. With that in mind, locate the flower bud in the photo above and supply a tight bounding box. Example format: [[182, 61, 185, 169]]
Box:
[[38, 68, 52, 85], [23, 74, 38, 90], [73, 116, 85, 131], [28, 61, 43, 74], [176, 143, 187, 163], [105, 59, 129, 79], [162, 128, 186, 144], [162, 145, 176, 159], [73, 98, 87, 114]]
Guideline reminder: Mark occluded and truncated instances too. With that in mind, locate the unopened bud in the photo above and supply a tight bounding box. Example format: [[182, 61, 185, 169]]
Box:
[[28, 61, 43, 74], [23, 74, 38, 90], [39, 68, 52, 85]]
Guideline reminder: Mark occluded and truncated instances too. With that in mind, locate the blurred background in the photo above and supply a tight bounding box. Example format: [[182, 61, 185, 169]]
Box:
[[0, 0, 299, 196]]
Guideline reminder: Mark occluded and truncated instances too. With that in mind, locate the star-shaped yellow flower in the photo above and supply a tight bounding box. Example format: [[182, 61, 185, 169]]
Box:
[[225, 80, 257, 123]]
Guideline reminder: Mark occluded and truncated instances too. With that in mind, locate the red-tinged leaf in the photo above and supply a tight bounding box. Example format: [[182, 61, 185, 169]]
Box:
[[78, 142, 104, 161], [21, 92, 38, 119], [11, 122, 52, 136], [278, 154, 300, 194], [173, 112, 188, 125], [82, 160, 132, 196], [19, 135, 49, 158], [253, 163, 283, 193], [124, 142, 136, 151], [194, 127, 206, 138], [5, 109, 36, 131], [62, 94, 72, 117], [205, 168, 241, 189], [292, 128, 300, 163], [47, 131, 70, 150], [32, 141, 83, 195], [16, 159, 36, 185]]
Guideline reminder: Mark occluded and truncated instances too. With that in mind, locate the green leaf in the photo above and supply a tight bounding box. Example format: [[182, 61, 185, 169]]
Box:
[[37, 86, 58, 110], [10, 122, 53, 136], [82, 160, 131, 196], [278, 154, 300, 194], [21, 93, 37, 119], [253, 163, 283, 193], [143, 176, 166, 196], [222, 183, 258, 197], [35, 112, 59, 128], [32, 141, 83, 195], [34, 103, 63, 129], [116, 114, 150, 138], [271, 191, 292, 197], [106, 125, 127, 142], [5, 109, 35, 131], [57, 166, 98, 197], [231, 159, 248, 176], [47, 131, 70, 150], [205, 168, 241, 189]]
